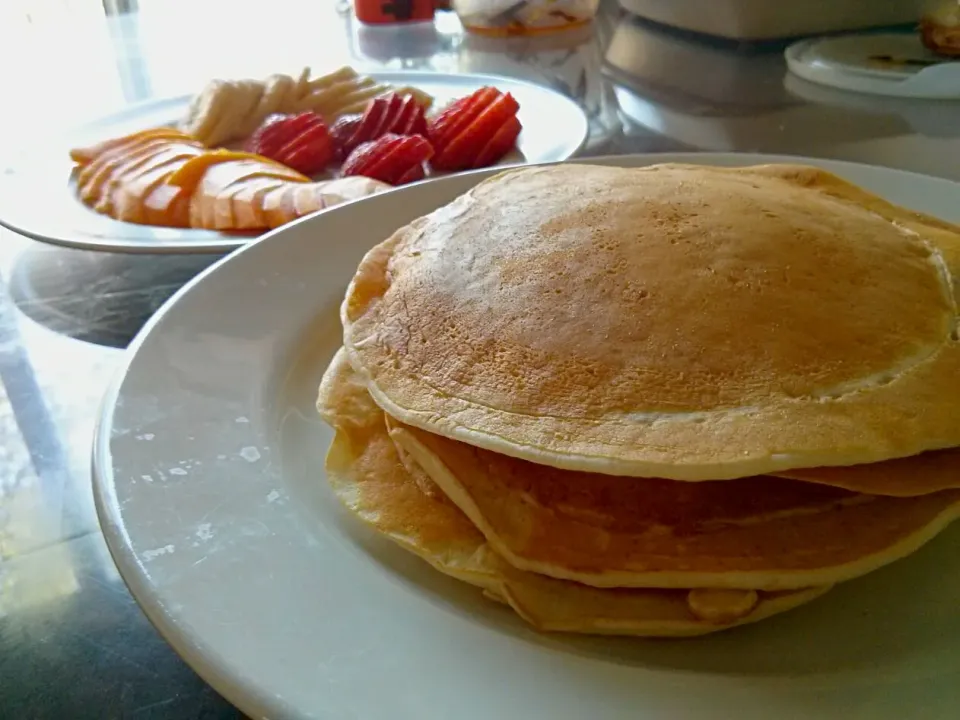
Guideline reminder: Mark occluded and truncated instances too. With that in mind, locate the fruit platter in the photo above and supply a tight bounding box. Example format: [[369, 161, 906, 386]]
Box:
[[0, 69, 588, 254]]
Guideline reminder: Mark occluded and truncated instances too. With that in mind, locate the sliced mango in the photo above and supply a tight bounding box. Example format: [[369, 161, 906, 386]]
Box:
[[231, 178, 289, 229], [77, 133, 200, 201], [210, 181, 256, 230], [94, 139, 189, 214], [70, 127, 191, 165], [76, 136, 149, 198], [291, 184, 324, 218], [72, 128, 356, 231], [262, 185, 296, 229], [167, 150, 308, 191], [189, 159, 313, 229], [113, 145, 204, 224], [216, 177, 287, 230], [142, 183, 191, 228]]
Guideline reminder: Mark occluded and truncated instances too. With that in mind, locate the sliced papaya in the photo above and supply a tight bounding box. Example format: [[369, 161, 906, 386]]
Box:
[[262, 185, 297, 229], [93, 139, 189, 214], [290, 184, 324, 219], [166, 150, 307, 191], [231, 178, 290, 229], [142, 182, 192, 228], [70, 127, 190, 165], [113, 145, 204, 224]]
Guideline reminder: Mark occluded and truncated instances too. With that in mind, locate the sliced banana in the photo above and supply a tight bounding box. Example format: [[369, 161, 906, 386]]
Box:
[[180, 67, 434, 148], [239, 74, 294, 138], [205, 80, 257, 148], [293, 66, 312, 102], [307, 65, 360, 92], [185, 79, 235, 145]]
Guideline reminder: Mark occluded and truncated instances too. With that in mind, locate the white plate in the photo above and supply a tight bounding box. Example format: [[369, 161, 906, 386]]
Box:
[[0, 72, 587, 254], [785, 33, 960, 100], [94, 153, 960, 720]]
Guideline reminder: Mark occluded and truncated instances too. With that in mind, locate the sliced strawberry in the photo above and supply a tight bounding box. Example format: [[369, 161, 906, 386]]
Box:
[[392, 95, 428, 137], [358, 95, 390, 141], [428, 87, 500, 150], [352, 100, 389, 148], [275, 122, 324, 151], [244, 113, 284, 154], [246, 113, 320, 156], [330, 114, 362, 158], [390, 96, 416, 135], [276, 122, 327, 152], [342, 134, 434, 186], [427, 95, 474, 149], [244, 112, 334, 175], [330, 93, 432, 161], [408, 113, 428, 137], [473, 115, 522, 168], [360, 137, 432, 185], [353, 148, 411, 184], [341, 138, 396, 176], [277, 128, 334, 174], [375, 94, 405, 137], [432, 92, 519, 171], [395, 164, 426, 184]]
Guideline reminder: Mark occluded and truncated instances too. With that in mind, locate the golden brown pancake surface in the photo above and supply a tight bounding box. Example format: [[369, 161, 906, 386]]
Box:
[[343, 163, 960, 480]]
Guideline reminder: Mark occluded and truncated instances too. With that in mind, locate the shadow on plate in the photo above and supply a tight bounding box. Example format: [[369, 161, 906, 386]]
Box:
[[7, 245, 222, 348]]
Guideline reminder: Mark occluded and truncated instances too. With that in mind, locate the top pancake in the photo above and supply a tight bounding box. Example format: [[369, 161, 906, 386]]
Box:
[[343, 163, 960, 480]]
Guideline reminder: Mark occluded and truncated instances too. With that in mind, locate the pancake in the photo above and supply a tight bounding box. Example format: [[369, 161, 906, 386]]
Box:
[[318, 348, 496, 592], [387, 416, 960, 591], [773, 447, 960, 497], [318, 349, 829, 636], [495, 560, 830, 637], [342, 163, 960, 481]]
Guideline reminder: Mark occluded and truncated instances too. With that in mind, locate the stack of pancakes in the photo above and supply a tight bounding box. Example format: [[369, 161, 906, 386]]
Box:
[[319, 163, 960, 637]]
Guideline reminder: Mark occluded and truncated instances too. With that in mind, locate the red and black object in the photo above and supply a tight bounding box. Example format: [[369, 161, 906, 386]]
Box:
[[354, 0, 435, 24]]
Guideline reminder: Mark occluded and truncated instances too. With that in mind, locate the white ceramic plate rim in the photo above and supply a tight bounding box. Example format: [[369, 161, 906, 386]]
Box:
[[0, 71, 588, 254], [94, 152, 960, 720], [784, 36, 960, 100]]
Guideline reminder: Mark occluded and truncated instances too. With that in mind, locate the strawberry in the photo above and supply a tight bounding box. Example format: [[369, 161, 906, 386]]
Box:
[[333, 93, 430, 157], [432, 92, 519, 171], [244, 112, 334, 174], [352, 97, 390, 148], [330, 114, 362, 159], [428, 87, 499, 151], [427, 88, 521, 171], [473, 115, 522, 169], [372, 93, 404, 137], [391, 95, 429, 137], [246, 113, 311, 156], [341, 133, 434, 186]]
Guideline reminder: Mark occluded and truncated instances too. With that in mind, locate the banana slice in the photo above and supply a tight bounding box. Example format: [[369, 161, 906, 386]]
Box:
[[205, 80, 260, 148], [307, 66, 360, 93], [293, 66, 312, 102], [180, 67, 435, 147], [239, 74, 295, 138], [184, 79, 235, 146], [233, 79, 268, 140]]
